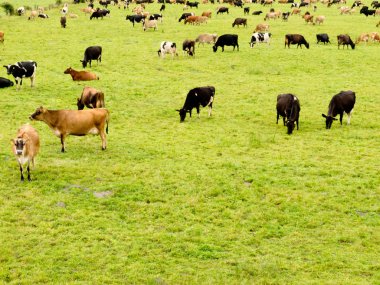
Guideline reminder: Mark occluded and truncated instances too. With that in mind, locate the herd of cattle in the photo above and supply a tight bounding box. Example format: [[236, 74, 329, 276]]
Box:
[[4, 0, 369, 181]]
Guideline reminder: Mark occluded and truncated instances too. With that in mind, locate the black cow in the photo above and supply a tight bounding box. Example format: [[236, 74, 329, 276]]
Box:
[[60, 16, 67, 28], [213, 34, 239, 52], [90, 9, 110, 19], [282, 11, 290, 21], [252, 10, 263, 15], [360, 6, 376, 16], [322, 90, 356, 129], [217, 7, 229, 14], [3, 61, 37, 90], [234, 0, 244, 7], [126, 14, 146, 26], [276, 93, 301, 135], [160, 4, 165, 12], [285, 34, 309, 49], [178, 12, 194, 22], [182, 39, 195, 56], [337, 34, 355, 49], [373, 2, 380, 8], [0, 77, 14, 88], [187, 1, 199, 8], [244, 7, 250, 14], [316, 33, 330, 44], [81, 46, 102, 68], [327, 0, 340, 6], [177, 86, 215, 122]]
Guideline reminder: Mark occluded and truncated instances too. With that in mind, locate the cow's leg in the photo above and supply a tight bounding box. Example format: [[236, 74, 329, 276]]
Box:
[[27, 162, 31, 181], [222, 46, 224, 52], [196, 106, 200, 118], [100, 130, 107, 150], [276, 113, 279, 124], [296, 119, 299, 130], [347, 110, 353, 125], [339, 113, 343, 125], [19, 164, 24, 181], [31, 75, 35, 87], [237, 43, 239, 51], [60, 134, 66, 152]]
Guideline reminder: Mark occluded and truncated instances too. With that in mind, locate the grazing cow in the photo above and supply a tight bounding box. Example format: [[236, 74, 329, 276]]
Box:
[[149, 13, 163, 22], [291, 8, 301, 15], [213, 34, 239, 52], [182, 39, 195, 56], [202, 11, 212, 18], [195, 33, 218, 46], [252, 10, 263, 15], [303, 14, 314, 24], [187, 1, 199, 8], [371, 32, 380, 42], [81, 46, 102, 68], [158, 41, 178, 58], [17, 7, 25, 16], [316, 33, 330, 44], [314, 15, 325, 24], [299, 1, 309, 7], [11, 124, 40, 181], [337, 34, 355, 49], [30, 107, 110, 152], [82, 7, 95, 14], [69, 13, 79, 18], [178, 12, 194, 22], [254, 23, 270, 32], [177, 86, 215, 122], [322, 90, 356, 129], [143, 19, 158, 31], [126, 14, 146, 26], [355, 32, 370, 44], [282, 11, 291, 20], [360, 6, 376, 16], [38, 13, 49, 19], [0, 31, 4, 44], [216, 7, 229, 14], [0, 77, 14, 88], [64, 67, 99, 81], [276, 94, 300, 134], [60, 16, 67, 28], [244, 7, 250, 14], [232, 18, 247, 27], [90, 9, 110, 19], [250, 32, 271, 47], [3, 61, 37, 90], [264, 11, 280, 20], [77, 87, 105, 110], [285, 34, 309, 49]]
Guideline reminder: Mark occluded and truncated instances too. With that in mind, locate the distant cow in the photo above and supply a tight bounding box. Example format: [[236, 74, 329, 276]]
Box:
[[77, 86, 105, 109], [285, 34, 309, 49], [276, 93, 301, 134], [216, 7, 229, 14], [187, 1, 199, 8], [11, 124, 40, 181], [90, 8, 110, 19], [158, 41, 178, 58], [254, 23, 269, 32], [232, 18, 247, 27], [143, 19, 158, 31], [81, 46, 102, 68], [182, 39, 195, 56], [178, 12, 194, 22], [195, 33, 217, 46], [177, 86, 215, 122], [322, 90, 356, 129], [17, 7, 25, 16], [213, 34, 239, 52], [30, 106, 110, 152], [0, 77, 14, 88], [38, 13, 49, 19], [3, 61, 37, 90], [252, 10, 263, 15], [250, 32, 271, 47], [337, 34, 355, 49], [0, 31, 4, 44], [126, 14, 145, 26], [244, 7, 250, 14], [314, 15, 325, 24], [60, 16, 67, 28], [282, 11, 290, 21], [316, 33, 330, 44], [360, 6, 376, 16], [64, 67, 99, 81]]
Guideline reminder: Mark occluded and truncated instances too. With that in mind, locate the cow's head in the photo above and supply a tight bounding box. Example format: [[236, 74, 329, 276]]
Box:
[[64, 67, 72, 74], [176, 108, 188, 122], [77, 98, 85, 110], [305, 41, 310, 49], [30, 106, 46, 121], [286, 120, 295, 135], [322, 114, 337, 129], [80, 60, 87, 68], [212, 45, 217, 52], [11, 137, 27, 156]]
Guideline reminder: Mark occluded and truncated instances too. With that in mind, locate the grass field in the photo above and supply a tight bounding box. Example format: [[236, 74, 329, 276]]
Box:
[[0, 0, 379, 283]]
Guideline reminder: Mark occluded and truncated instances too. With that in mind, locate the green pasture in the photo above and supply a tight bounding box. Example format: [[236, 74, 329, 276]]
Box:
[[0, 0, 379, 283]]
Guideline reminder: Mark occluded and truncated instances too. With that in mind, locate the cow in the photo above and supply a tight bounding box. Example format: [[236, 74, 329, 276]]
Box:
[[28, 11, 38, 20], [30, 107, 110, 152], [337, 34, 355, 49], [160, 4, 165, 11], [252, 10, 263, 15], [178, 12, 194, 22], [285, 34, 309, 49], [250, 32, 271, 47], [64, 67, 99, 81], [244, 7, 250, 14], [314, 15, 325, 24], [254, 23, 270, 32], [213, 34, 239, 52], [322, 90, 356, 129], [149, 13, 163, 22], [158, 41, 178, 58], [60, 16, 67, 28], [143, 19, 158, 31], [316, 33, 330, 44], [77, 87, 105, 110], [195, 33, 218, 46], [232, 18, 247, 27], [81, 46, 102, 68], [11, 124, 40, 181], [90, 9, 110, 19], [216, 7, 229, 14], [187, 1, 199, 8], [182, 39, 195, 56], [202, 11, 212, 18], [82, 7, 95, 14], [355, 32, 370, 44], [360, 6, 376, 16], [276, 94, 300, 134], [17, 7, 25, 16], [0, 77, 14, 88], [3, 61, 37, 90], [126, 14, 146, 26], [282, 11, 291, 21], [38, 13, 49, 19], [371, 32, 380, 42], [176, 86, 215, 122]]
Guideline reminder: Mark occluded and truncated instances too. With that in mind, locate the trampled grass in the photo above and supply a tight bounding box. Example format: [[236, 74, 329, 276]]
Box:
[[0, 0, 379, 283]]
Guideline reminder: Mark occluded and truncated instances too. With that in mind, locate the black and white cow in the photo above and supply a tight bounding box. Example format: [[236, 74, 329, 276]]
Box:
[[126, 14, 146, 26], [250, 32, 271, 47], [0, 77, 14, 88], [316, 33, 330, 44], [38, 13, 49, 19], [276, 93, 301, 134], [3, 61, 37, 90], [158, 41, 178, 58], [322, 90, 356, 129], [177, 86, 215, 122], [17, 7, 25, 16], [81, 46, 102, 68]]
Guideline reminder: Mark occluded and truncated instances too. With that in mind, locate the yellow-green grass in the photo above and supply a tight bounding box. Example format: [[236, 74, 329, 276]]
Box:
[[0, 0, 379, 283]]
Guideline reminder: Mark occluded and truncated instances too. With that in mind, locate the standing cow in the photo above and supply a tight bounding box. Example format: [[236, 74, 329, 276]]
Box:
[[3, 61, 37, 90], [322, 90, 356, 129], [213, 34, 239, 52], [276, 93, 301, 134], [158, 41, 178, 58], [81, 46, 102, 68], [177, 86, 215, 122], [285, 34, 309, 49], [250, 32, 271, 47]]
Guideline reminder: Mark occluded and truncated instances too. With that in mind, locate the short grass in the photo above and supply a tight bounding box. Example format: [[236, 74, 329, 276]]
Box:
[[0, 0, 379, 284]]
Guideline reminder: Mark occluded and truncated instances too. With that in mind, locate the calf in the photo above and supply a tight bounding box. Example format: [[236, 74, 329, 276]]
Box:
[[216, 7, 229, 14], [126, 14, 146, 26], [17, 7, 25, 16], [322, 90, 356, 129], [158, 41, 178, 58], [276, 93, 301, 134], [282, 11, 291, 21], [195, 33, 217, 46], [178, 12, 194, 22], [355, 32, 370, 44], [177, 86, 215, 122], [314, 15, 325, 24], [250, 32, 271, 47], [64, 67, 99, 81], [232, 18, 247, 27], [3, 61, 37, 90], [30, 107, 110, 152], [81, 46, 102, 68], [213, 34, 239, 52], [316, 33, 330, 44], [337, 34, 355, 49], [11, 124, 40, 181], [285, 34, 309, 49], [77, 87, 105, 109], [0, 77, 14, 88], [182, 39, 195, 56], [60, 16, 67, 28]]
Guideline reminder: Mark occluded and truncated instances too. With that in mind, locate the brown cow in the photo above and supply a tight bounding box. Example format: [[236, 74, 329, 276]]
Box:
[[371, 32, 380, 42], [11, 124, 40, 181], [64, 67, 99, 81], [254, 23, 269, 32], [202, 11, 212, 18], [77, 87, 105, 110], [232, 18, 247, 27], [355, 32, 370, 44], [30, 106, 109, 152]]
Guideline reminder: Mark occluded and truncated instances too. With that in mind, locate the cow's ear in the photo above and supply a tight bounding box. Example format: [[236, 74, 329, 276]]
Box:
[[175, 109, 180, 112], [332, 117, 338, 121], [80, 60, 83, 63], [322, 114, 327, 118]]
